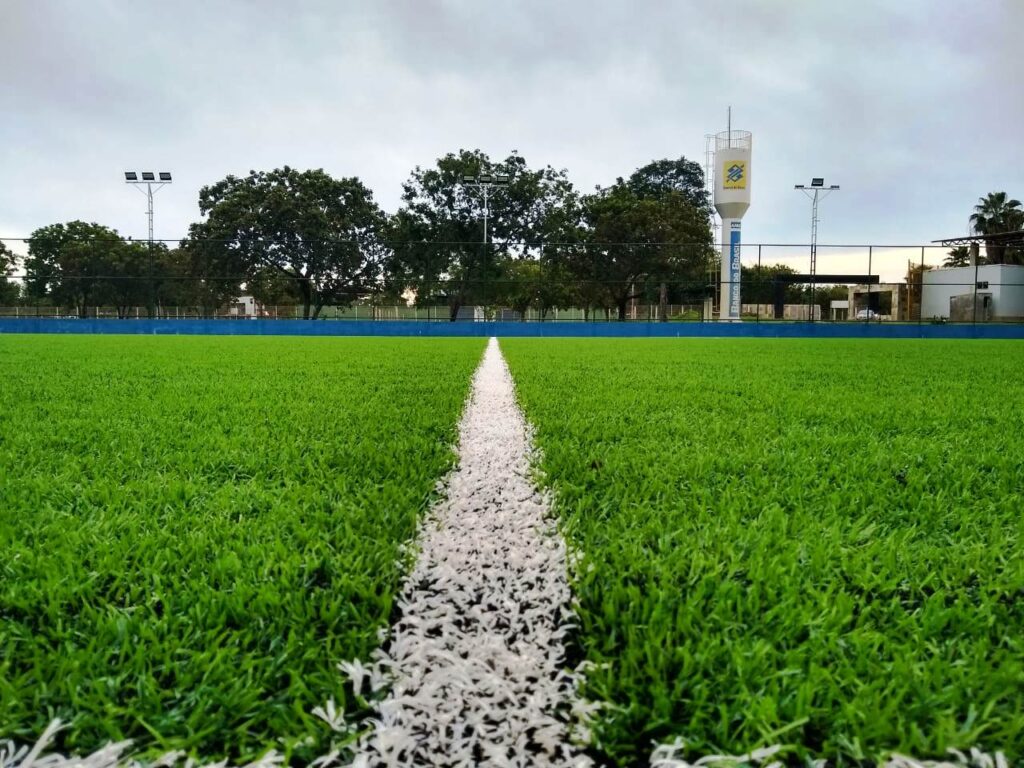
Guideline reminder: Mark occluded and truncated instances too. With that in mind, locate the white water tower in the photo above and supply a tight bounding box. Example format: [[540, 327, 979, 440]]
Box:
[[713, 117, 752, 321]]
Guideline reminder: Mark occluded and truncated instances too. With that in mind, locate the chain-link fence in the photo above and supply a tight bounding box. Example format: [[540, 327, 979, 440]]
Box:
[[2, 242, 1022, 323]]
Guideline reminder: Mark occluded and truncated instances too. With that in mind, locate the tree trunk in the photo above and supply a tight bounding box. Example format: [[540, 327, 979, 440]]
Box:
[[296, 276, 314, 319], [659, 282, 668, 322], [311, 303, 325, 320], [617, 301, 627, 321], [448, 300, 461, 322]]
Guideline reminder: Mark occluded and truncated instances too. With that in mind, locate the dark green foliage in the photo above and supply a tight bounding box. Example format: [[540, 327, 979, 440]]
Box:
[[23, 222, 162, 317], [186, 168, 387, 319], [0, 336, 484, 763], [502, 338, 1024, 766], [386, 149, 579, 321]]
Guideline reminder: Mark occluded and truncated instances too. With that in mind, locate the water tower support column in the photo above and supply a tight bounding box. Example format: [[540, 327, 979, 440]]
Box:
[[720, 218, 742, 321]]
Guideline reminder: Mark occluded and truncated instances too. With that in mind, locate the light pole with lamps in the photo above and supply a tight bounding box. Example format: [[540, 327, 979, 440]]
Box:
[[794, 177, 839, 320], [124, 171, 172, 316], [461, 173, 510, 244]]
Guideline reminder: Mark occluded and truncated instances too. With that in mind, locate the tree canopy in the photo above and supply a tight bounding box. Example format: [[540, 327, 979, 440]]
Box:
[[0, 241, 19, 305], [186, 167, 386, 319], [24, 222, 159, 317], [578, 169, 713, 320], [622, 157, 710, 213], [970, 192, 1024, 265], [387, 150, 580, 320]]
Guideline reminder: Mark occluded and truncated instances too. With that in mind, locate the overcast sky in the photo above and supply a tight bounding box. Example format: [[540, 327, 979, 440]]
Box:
[[2, 0, 1022, 278]]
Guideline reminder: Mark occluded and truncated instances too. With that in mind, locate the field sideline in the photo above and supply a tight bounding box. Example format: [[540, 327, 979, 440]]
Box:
[[1, 335, 1022, 766]]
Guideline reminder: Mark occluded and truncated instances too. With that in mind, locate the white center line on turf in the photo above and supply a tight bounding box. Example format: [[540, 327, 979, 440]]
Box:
[[334, 337, 594, 768]]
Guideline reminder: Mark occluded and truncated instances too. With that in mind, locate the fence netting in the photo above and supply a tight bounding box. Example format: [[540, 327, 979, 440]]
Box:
[[1, 241, 1021, 323]]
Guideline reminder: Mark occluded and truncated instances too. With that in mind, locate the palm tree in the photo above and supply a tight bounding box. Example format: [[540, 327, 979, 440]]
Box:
[[970, 192, 1023, 264], [943, 245, 971, 268]]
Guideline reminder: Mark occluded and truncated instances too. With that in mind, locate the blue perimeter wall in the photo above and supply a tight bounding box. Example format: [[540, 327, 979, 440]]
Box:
[[2, 318, 1024, 339]]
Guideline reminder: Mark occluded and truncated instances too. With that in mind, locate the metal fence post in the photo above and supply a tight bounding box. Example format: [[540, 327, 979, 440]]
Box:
[[756, 244, 762, 323], [973, 251, 980, 325], [866, 246, 873, 323], [919, 247, 925, 325]]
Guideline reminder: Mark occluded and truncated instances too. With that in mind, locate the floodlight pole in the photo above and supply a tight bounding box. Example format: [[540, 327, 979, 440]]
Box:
[[125, 176, 171, 250], [124, 172, 172, 316], [461, 174, 510, 244], [795, 181, 840, 321]]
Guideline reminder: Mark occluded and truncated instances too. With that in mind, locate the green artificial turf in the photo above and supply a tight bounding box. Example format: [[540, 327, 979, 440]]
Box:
[[0, 335, 484, 763], [501, 338, 1024, 766]]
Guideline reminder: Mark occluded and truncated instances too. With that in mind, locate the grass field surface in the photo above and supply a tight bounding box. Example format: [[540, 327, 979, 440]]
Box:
[[0, 335, 485, 763], [502, 338, 1024, 766]]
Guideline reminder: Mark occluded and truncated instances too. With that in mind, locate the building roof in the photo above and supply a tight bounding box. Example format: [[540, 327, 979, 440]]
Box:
[[932, 230, 1024, 247]]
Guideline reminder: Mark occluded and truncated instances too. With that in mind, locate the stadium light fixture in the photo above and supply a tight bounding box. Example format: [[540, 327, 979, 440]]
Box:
[[123, 170, 173, 244], [460, 172, 511, 244], [124, 170, 173, 315], [795, 177, 841, 321]]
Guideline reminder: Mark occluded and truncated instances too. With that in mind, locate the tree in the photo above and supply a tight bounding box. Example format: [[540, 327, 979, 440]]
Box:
[[943, 245, 973, 268], [579, 183, 712, 321], [495, 254, 575, 320], [623, 157, 710, 213], [247, 266, 302, 310], [188, 167, 385, 319], [969, 192, 1023, 265], [105, 240, 164, 318], [0, 241, 19, 305], [174, 238, 247, 316], [387, 149, 578, 321], [25, 222, 137, 317], [741, 263, 803, 305]]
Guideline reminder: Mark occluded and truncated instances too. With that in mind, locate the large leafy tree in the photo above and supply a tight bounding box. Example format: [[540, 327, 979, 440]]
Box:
[[577, 168, 713, 320], [387, 149, 578, 321], [186, 167, 385, 319], [969, 192, 1023, 265], [24, 222, 149, 317]]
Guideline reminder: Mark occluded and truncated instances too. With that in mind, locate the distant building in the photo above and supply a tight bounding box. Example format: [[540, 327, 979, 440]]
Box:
[[848, 283, 905, 321], [228, 295, 263, 317], [921, 265, 1024, 321]]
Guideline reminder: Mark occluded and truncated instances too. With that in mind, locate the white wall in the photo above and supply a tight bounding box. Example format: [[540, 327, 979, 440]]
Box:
[[922, 265, 1024, 320]]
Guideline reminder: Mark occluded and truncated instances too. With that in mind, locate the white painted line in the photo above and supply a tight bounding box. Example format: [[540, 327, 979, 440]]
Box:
[[334, 337, 594, 767]]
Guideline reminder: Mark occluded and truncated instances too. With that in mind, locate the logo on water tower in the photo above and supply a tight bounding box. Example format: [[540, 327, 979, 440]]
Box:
[[723, 160, 747, 189]]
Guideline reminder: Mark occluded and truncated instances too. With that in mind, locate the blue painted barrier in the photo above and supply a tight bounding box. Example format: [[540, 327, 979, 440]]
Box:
[[1, 318, 1023, 339]]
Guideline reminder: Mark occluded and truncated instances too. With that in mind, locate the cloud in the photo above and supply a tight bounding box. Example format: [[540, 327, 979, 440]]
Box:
[[1, 0, 1021, 266]]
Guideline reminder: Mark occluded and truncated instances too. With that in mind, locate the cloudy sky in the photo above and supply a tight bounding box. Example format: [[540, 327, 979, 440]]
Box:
[[2, 0, 1022, 277]]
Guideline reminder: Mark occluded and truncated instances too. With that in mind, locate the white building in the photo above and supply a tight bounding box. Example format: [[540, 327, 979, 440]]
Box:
[[921, 264, 1024, 321]]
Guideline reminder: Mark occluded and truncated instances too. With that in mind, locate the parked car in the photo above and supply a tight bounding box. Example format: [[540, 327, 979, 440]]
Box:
[[855, 309, 878, 320]]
